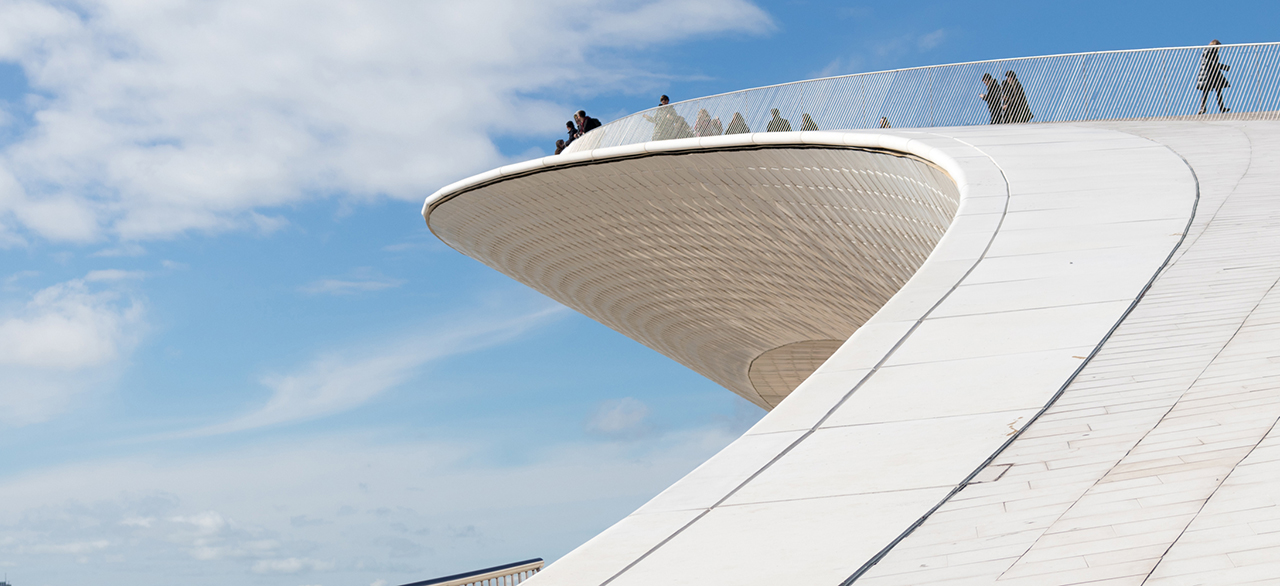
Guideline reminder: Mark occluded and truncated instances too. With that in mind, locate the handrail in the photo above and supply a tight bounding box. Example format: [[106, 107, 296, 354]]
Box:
[[564, 42, 1280, 153], [398, 558, 543, 586]]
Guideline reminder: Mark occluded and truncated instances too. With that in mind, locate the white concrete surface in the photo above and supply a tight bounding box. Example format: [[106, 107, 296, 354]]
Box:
[[423, 119, 1280, 585]]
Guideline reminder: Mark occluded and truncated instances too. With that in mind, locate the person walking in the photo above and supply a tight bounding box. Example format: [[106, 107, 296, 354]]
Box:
[[766, 108, 792, 132], [1197, 40, 1231, 115], [980, 73, 1004, 124], [1001, 70, 1033, 124]]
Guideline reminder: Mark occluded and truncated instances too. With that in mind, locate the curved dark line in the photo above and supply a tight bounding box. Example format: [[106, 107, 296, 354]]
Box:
[[840, 138, 1202, 584], [598, 138, 1009, 586], [424, 143, 951, 226]]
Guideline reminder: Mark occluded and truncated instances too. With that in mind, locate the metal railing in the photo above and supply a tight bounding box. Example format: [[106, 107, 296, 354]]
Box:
[[398, 558, 543, 586], [564, 42, 1280, 153]]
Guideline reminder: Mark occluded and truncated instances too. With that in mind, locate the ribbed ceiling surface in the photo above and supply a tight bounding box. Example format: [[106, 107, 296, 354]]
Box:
[[429, 147, 959, 408]]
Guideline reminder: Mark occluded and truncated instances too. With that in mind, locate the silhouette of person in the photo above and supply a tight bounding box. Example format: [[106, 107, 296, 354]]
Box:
[[766, 108, 792, 132], [1001, 71, 1033, 124], [879, 117, 891, 129], [644, 95, 692, 140], [565, 121, 578, 143], [980, 73, 1004, 124], [725, 112, 750, 134], [1197, 40, 1231, 114], [801, 113, 818, 131], [693, 108, 723, 136]]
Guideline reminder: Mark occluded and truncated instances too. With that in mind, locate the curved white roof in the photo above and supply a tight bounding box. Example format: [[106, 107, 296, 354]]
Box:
[[424, 117, 1280, 585]]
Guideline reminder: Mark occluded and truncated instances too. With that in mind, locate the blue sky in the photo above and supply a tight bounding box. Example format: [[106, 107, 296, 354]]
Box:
[[1, 1, 1279, 585]]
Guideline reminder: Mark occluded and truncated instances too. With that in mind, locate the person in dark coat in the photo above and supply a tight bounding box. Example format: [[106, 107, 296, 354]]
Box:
[[576, 110, 602, 135], [1197, 40, 1231, 114], [1001, 70, 1033, 124], [980, 73, 1004, 124], [565, 121, 578, 143], [766, 108, 791, 132], [725, 112, 750, 134]]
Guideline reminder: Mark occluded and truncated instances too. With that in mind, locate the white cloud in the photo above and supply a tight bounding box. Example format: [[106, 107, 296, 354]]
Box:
[[252, 557, 334, 574], [3, 269, 40, 288], [586, 397, 653, 439], [0, 0, 772, 243], [120, 516, 154, 528], [25, 540, 111, 555], [0, 274, 141, 369], [186, 306, 568, 435], [90, 242, 146, 257], [300, 268, 404, 295], [917, 28, 946, 51], [84, 269, 144, 282], [817, 28, 949, 77], [0, 271, 145, 424], [0, 424, 754, 584]]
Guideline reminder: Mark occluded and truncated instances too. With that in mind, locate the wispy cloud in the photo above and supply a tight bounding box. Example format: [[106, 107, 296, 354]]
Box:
[[300, 268, 404, 295], [252, 557, 334, 574], [586, 397, 654, 440], [90, 243, 147, 258], [0, 421, 757, 583], [0, 271, 145, 425], [0, 0, 772, 243], [185, 306, 568, 436], [4, 270, 40, 289], [917, 28, 946, 51], [815, 28, 949, 77]]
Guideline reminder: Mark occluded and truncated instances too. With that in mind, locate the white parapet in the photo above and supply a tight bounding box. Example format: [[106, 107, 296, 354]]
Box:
[[423, 118, 1280, 585]]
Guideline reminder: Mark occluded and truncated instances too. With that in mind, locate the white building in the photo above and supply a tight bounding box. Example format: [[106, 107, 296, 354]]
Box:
[[424, 44, 1280, 585]]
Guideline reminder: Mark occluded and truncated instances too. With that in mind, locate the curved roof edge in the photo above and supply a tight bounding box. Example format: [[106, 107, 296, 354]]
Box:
[[422, 131, 970, 223]]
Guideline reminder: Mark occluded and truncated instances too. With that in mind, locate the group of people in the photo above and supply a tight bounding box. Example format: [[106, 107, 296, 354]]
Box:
[[553, 94, 825, 152], [553, 41, 1237, 154], [649, 95, 819, 139], [554, 110, 602, 155], [979, 70, 1033, 125]]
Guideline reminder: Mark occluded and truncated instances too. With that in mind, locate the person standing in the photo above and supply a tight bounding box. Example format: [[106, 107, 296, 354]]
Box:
[[1197, 40, 1231, 114], [766, 108, 792, 132], [693, 109, 723, 136], [1001, 70, 1033, 124], [644, 95, 678, 140], [980, 73, 1004, 124]]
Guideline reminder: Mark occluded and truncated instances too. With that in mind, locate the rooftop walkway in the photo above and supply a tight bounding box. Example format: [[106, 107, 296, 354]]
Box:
[[424, 117, 1280, 585]]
